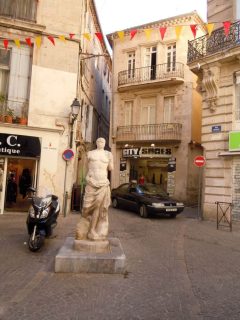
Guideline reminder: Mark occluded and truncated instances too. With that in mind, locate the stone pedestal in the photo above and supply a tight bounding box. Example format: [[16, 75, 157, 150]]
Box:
[[55, 237, 126, 274]]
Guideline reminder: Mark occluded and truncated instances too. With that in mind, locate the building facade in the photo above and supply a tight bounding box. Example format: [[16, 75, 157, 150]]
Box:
[[107, 12, 205, 203], [188, 0, 240, 219], [0, 0, 111, 214]]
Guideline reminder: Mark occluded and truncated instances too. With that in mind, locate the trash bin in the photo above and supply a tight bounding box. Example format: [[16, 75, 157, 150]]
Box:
[[71, 184, 81, 212]]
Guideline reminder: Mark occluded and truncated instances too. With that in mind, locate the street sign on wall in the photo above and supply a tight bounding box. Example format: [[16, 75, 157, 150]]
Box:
[[194, 155, 206, 167]]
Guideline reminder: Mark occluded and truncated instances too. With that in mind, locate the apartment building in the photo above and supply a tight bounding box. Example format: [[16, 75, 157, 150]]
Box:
[[0, 0, 111, 214], [107, 12, 205, 203], [188, 0, 240, 219]]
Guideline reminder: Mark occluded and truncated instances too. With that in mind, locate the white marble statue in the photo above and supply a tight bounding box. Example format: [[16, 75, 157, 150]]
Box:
[[79, 137, 113, 241]]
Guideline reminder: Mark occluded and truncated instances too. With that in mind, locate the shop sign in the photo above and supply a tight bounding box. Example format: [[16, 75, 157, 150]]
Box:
[[122, 147, 172, 158], [120, 159, 127, 171], [229, 131, 240, 151], [0, 133, 41, 158]]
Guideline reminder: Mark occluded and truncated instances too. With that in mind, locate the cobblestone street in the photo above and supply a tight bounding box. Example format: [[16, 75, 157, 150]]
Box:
[[0, 207, 240, 320]]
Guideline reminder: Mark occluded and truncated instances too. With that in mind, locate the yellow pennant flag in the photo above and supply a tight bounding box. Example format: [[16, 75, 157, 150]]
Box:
[[144, 29, 152, 40], [58, 35, 66, 42], [175, 25, 182, 39], [35, 36, 42, 48], [117, 31, 124, 41], [206, 23, 214, 36], [14, 39, 21, 48], [83, 33, 91, 41]]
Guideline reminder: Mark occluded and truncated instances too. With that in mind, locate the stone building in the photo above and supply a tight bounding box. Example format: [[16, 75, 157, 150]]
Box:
[[0, 0, 111, 214], [188, 0, 240, 219], [107, 12, 205, 203]]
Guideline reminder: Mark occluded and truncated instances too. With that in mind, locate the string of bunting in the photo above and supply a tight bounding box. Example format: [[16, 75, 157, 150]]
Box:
[[0, 21, 234, 49]]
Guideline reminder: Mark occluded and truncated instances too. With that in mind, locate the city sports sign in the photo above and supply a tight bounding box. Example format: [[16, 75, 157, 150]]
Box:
[[194, 155, 206, 167]]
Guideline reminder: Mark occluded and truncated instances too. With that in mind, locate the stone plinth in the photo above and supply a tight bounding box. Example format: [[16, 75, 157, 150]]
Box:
[[55, 237, 126, 274]]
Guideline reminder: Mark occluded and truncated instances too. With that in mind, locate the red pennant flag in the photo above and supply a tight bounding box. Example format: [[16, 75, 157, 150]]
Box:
[[47, 36, 55, 45], [3, 39, 8, 49], [223, 21, 231, 36], [25, 38, 32, 47], [159, 27, 167, 40], [95, 32, 103, 42], [190, 24, 197, 38], [130, 29, 137, 40], [69, 33, 75, 39]]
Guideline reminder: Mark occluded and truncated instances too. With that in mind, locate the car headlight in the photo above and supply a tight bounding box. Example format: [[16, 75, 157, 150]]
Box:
[[41, 207, 50, 218], [176, 202, 184, 206], [152, 203, 165, 208], [29, 206, 35, 218]]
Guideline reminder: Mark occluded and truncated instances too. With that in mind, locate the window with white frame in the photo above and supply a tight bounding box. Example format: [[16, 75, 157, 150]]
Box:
[[127, 51, 135, 79], [0, 0, 37, 22], [163, 96, 174, 123], [0, 45, 32, 117], [167, 43, 176, 72], [124, 101, 133, 126], [140, 105, 156, 124]]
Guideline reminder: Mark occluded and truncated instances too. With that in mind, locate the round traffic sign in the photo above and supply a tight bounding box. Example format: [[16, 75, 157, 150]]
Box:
[[194, 155, 206, 167], [62, 149, 74, 161]]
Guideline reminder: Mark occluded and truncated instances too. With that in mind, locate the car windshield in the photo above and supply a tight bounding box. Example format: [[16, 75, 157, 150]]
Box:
[[137, 183, 169, 197]]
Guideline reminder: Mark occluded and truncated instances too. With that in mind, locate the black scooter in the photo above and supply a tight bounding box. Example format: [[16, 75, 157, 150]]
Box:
[[26, 187, 60, 252]]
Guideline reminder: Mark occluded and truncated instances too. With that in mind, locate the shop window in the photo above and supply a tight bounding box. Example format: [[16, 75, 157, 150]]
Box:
[[0, 0, 38, 22]]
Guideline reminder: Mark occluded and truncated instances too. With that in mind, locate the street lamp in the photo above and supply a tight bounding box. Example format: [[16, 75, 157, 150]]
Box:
[[69, 98, 81, 149]]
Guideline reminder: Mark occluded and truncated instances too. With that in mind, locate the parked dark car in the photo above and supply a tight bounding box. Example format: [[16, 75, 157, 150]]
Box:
[[111, 182, 184, 218]]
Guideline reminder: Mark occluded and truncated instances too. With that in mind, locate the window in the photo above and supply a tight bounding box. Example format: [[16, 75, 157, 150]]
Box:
[[0, 0, 38, 22], [124, 101, 133, 126], [0, 45, 32, 117], [163, 96, 174, 123], [140, 105, 155, 124], [127, 51, 135, 79], [167, 43, 176, 72], [144, 46, 157, 80]]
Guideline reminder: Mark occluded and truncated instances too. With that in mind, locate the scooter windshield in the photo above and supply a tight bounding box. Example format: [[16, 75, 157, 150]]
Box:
[[33, 196, 52, 208]]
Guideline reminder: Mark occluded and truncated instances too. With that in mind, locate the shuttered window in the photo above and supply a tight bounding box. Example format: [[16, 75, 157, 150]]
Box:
[[0, 0, 37, 22], [0, 48, 10, 98], [124, 101, 133, 126], [163, 96, 174, 123]]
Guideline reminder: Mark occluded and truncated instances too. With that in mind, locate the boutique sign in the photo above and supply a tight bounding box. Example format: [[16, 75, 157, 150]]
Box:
[[0, 134, 41, 158]]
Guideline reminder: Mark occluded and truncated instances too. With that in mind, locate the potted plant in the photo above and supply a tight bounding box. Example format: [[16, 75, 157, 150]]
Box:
[[5, 107, 14, 123], [0, 95, 6, 121]]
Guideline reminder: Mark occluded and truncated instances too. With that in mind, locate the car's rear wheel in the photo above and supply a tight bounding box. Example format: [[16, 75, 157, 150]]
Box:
[[112, 198, 118, 209], [139, 204, 148, 218]]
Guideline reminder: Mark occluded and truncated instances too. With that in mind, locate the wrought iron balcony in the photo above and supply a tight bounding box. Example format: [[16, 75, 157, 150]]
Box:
[[0, 99, 28, 125], [118, 62, 184, 87], [116, 123, 182, 143], [188, 20, 240, 63]]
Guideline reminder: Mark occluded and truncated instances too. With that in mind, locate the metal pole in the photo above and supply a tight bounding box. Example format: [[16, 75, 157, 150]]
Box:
[[197, 167, 202, 220], [62, 160, 68, 217]]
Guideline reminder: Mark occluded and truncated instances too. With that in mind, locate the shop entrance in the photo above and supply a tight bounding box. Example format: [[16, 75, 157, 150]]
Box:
[[3, 158, 38, 212]]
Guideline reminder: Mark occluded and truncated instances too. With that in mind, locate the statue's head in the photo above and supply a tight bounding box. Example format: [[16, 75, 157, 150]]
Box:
[[96, 137, 106, 149]]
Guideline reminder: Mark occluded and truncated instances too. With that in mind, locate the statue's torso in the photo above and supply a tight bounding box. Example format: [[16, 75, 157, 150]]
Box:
[[86, 150, 111, 187]]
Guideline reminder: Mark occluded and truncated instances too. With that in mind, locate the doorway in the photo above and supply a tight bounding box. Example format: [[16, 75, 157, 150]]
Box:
[[4, 158, 38, 212]]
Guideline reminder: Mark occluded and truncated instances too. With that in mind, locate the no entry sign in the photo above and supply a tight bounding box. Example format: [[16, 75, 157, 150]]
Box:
[[194, 155, 206, 167]]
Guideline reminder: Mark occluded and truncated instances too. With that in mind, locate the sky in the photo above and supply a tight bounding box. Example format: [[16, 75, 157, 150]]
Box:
[[94, 0, 207, 36]]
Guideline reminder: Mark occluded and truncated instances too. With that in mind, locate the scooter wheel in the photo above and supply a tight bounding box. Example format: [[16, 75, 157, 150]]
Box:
[[28, 233, 44, 252]]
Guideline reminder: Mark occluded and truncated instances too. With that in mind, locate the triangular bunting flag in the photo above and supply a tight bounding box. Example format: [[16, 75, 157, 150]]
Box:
[[117, 31, 124, 41], [14, 39, 21, 48], [69, 33, 75, 39], [25, 38, 32, 47], [159, 27, 167, 40], [47, 36, 55, 45], [144, 29, 152, 40], [206, 23, 214, 36], [223, 21, 231, 36], [83, 33, 91, 41], [190, 24, 197, 38], [130, 29, 137, 40], [3, 39, 8, 49], [95, 32, 103, 42], [59, 35, 66, 42], [35, 36, 42, 48], [175, 25, 182, 39]]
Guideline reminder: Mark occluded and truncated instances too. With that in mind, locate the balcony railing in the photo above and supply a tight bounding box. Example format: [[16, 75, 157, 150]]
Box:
[[116, 123, 182, 143], [188, 20, 240, 63], [118, 62, 184, 86], [0, 99, 28, 125]]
